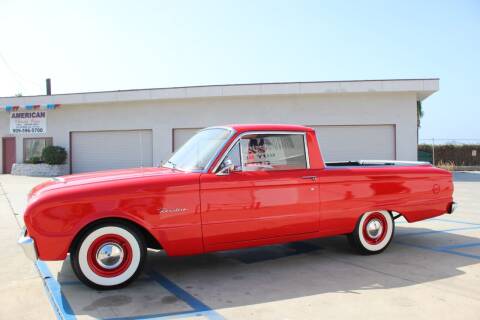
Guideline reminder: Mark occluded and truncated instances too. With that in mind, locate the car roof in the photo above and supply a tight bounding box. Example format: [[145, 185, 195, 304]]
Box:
[[220, 124, 314, 133]]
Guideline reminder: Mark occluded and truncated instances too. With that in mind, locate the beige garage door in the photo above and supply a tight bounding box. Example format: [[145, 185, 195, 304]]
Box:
[[71, 130, 153, 173], [172, 128, 202, 152], [310, 125, 396, 162]]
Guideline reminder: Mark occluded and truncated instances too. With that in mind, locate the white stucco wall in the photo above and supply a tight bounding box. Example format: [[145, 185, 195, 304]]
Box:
[[0, 91, 418, 172]]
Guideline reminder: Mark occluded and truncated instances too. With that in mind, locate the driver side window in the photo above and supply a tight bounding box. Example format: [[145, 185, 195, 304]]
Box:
[[220, 133, 307, 172]]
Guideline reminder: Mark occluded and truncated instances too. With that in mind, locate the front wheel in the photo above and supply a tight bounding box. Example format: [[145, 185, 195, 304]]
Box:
[[70, 223, 146, 290], [348, 210, 394, 254]]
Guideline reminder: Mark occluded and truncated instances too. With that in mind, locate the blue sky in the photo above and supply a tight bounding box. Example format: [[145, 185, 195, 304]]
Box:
[[0, 0, 478, 140]]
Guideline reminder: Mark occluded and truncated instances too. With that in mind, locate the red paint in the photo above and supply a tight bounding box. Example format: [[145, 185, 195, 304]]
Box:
[[362, 212, 387, 245], [2, 137, 16, 174], [200, 169, 320, 248], [23, 124, 454, 261], [86, 234, 132, 277]]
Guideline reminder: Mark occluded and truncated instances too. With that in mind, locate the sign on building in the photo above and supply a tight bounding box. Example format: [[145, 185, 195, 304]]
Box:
[[10, 111, 47, 134]]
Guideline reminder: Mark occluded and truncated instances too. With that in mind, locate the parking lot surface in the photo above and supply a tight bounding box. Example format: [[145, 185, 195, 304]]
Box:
[[1, 172, 479, 320]]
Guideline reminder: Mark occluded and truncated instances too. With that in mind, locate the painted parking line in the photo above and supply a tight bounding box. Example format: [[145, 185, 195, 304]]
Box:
[[36, 261, 76, 320], [395, 240, 480, 260], [438, 242, 480, 250], [36, 260, 224, 320], [395, 219, 480, 260], [396, 225, 480, 237], [34, 217, 480, 319], [439, 248, 480, 260], [124, 271, 225, 320], [430, 218, 480, 226]]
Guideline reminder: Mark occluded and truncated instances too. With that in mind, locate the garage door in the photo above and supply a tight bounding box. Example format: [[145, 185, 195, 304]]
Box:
[[310, 125, 395, 162], [71, 130, 153, 173], [173, 128, 201, 152]]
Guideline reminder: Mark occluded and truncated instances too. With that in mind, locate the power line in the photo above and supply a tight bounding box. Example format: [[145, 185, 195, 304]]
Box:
[[0, 51, 43, 93]]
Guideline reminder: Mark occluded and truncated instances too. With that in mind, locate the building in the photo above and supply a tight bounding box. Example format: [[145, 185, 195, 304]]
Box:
[[0, 79, 439, 174]]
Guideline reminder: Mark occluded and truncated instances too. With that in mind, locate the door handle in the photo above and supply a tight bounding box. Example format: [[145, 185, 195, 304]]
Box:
[[301, 176, 317, 181]]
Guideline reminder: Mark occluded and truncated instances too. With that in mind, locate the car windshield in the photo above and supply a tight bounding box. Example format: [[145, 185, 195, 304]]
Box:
[[164, 128, 232, 171]]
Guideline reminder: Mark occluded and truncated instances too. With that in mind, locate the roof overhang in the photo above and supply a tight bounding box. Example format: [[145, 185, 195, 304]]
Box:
[[0, 78, 439, 110]]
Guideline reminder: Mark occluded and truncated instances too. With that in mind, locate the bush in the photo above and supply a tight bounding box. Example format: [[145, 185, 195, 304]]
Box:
[[418, 144, 480, 166], [42, 146, 67, 165], [437, 160, 456, 171]]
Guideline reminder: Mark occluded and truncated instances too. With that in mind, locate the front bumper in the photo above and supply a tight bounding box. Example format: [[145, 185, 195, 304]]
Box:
[[18, 227, 38, 261]]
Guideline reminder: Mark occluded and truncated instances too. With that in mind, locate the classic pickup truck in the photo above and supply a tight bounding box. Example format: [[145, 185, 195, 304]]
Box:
[[18, 124, 456, 289]]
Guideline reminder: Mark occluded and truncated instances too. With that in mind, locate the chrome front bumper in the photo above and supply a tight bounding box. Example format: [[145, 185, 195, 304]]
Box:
[[18, 227, 38, 261]]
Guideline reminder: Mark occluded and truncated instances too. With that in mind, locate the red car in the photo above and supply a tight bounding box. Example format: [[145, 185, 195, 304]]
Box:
[[18, 124, 456, 289]]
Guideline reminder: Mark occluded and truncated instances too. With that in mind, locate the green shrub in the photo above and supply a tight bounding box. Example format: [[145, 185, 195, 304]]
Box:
[[42, 146, 67, 165]]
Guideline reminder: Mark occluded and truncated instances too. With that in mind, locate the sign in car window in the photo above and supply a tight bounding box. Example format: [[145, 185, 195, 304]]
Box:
[[10, 111, 47, 134]]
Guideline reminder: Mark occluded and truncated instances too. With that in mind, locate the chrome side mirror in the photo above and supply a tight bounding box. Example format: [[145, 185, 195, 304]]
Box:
[[217, 159, 235, 176]]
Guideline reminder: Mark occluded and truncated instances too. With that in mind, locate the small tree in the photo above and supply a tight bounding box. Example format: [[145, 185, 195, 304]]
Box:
[[417, 101, 424, 128], [42, 146, 67, 165], [417, 100, 424, 145]]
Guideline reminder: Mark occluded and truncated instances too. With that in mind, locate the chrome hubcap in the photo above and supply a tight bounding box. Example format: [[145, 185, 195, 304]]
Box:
[[366, 219, 383, 239], [96, 242, 124, 269]]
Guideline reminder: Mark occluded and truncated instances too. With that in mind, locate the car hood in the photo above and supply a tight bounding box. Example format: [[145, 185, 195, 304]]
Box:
[[28, 167, 187, 199]]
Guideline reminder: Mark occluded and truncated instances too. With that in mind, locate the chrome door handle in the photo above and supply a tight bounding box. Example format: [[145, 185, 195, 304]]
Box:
[[301, 176, 317, 181]]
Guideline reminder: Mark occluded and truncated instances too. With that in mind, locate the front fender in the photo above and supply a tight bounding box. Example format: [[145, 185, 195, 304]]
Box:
[[24, 173, 202, 260]]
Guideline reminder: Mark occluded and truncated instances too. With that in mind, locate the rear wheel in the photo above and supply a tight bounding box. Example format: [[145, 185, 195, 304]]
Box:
[[348, 210, 394, 254], [70, 223, 146, 290]]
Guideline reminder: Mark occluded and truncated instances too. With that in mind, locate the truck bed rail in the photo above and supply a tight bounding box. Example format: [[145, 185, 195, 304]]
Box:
[[326, 160, 431, 167]]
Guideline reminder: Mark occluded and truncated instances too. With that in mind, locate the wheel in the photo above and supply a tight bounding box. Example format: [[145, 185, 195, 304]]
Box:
[[347, 210, 394, 255], [70, 223, 146, 290]]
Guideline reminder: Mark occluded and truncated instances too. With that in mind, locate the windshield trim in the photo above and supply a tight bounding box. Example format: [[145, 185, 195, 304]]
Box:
[[164, 126, 236, 173]]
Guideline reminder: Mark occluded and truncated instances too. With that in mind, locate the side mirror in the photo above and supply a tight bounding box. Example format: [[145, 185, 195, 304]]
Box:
[[217, 159, 235, 176]]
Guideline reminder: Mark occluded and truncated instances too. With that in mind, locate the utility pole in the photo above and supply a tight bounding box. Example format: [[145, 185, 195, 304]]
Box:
[[46, 78, 51, 95]]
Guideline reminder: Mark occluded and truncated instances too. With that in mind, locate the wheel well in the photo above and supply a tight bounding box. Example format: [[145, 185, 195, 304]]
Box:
[[69, 217, 162, 253], [388, 210, 403, 220]]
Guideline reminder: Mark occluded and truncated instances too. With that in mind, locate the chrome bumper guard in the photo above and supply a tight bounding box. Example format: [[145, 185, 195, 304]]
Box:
[[18, 227, 38, 261], [447, 202, 458, 214]]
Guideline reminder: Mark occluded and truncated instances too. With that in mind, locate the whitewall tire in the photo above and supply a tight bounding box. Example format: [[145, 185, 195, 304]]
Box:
[[348, 210, 394, 254], [70, 223, 146, 290]]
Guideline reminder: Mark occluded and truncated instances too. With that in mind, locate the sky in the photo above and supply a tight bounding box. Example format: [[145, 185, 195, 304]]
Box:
[[0, 0, 479, 141]]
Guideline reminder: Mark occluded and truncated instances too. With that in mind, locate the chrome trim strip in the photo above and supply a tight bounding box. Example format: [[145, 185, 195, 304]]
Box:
[[239, 138, 245, 171], [303, 133, 310, 169], [359, 160, 431, 166], [211, 130, 310, 173]]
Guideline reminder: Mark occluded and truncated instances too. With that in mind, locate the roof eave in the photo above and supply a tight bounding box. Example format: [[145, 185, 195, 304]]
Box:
[[0, 78, 439, 106]]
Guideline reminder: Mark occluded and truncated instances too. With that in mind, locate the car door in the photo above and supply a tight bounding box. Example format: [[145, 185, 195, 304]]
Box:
[[200, 131, 320, 248]]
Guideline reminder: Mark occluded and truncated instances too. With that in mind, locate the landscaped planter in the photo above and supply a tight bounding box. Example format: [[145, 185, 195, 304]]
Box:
[[11, 163, 69, 177]]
